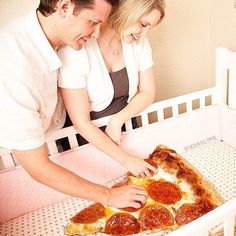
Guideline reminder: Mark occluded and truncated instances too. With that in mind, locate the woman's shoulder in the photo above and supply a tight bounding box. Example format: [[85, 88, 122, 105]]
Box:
[[57, 46, 87, 63], [134, 37, 151, 49], [57, 45, 90, 78]]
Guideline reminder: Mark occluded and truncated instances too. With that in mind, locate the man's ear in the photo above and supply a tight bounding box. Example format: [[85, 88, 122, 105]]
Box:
[[57, 0, 74, 18]]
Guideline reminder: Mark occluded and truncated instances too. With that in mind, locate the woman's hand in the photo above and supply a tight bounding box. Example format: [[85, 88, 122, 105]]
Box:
[[123, 155, 157, 178], [105, 115, 123, 145]]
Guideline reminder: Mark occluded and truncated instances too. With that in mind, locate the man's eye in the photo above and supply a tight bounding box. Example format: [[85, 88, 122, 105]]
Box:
[[91, 21, 99, 26]]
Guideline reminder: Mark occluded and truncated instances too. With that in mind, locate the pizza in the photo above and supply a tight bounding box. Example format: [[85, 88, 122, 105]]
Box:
[[64, 145, 223, 235]]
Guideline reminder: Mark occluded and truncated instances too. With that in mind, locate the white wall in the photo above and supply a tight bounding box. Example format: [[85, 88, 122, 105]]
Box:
[[149, 0, 236, 101], [0, 0, 39, 27], [149, 0, 213, 100]]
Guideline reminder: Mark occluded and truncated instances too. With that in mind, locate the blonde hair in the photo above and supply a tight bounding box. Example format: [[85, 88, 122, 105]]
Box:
[[108, 0, 165, 34]]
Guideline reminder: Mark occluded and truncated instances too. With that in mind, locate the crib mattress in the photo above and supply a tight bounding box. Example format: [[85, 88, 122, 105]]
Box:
[[0, 139, 235, 236]]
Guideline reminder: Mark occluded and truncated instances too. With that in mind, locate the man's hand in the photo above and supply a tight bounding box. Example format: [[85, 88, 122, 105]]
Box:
[[107, 184, 147, 208]]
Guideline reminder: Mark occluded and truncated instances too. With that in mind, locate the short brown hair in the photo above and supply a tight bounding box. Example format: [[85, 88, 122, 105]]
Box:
[[38, 0, 118, 17]]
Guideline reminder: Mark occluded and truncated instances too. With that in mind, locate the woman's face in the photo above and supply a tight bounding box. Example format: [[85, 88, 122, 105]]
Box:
[[121, 8, 162, 43]]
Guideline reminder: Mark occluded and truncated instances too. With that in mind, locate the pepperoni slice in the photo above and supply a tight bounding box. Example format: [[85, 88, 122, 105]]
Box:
[[175, 203, 202, 225], [70, 202, 105, 224], [175, 199, 215, 225], [139, 204, 174, 231], [122, 202, 146, 213], [104, 213, 140, 235], [147, 180, 182, 204]]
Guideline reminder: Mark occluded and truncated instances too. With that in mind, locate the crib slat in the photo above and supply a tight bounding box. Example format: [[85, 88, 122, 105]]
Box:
[[141, 113, 149, 127], [200, 97, 205, 108], [172, 105, 179, 117], [47, 141, 59, 156], [0, 154, 15, 170], [211, 92, 218, 105], [157, 109, 164, 121], [224, 217, 235, 236], [125, 119, 133, 131], [12, 156, 20, 166], [68, 135, 79, 149], [228, 69, 236, 109], [186, 101, 192, 113]]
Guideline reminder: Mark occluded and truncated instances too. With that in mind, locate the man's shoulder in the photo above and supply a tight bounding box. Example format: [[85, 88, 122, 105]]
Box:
[[0, 38, 37, 81], [0, 24, 32, 63], [0, 13, 37, 58], [0, 22, 41, 82]]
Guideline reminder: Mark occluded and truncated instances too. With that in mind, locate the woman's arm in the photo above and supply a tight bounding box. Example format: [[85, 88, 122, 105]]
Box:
[[105, 67, 155, 144], [60, 87, 156, 178]]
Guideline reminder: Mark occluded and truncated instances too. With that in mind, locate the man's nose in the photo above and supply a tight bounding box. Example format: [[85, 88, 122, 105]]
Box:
[[91, 24, 101, 39]]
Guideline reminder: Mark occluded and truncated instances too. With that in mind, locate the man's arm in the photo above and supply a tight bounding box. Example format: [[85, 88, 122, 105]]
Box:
[[14, 144, 147, 208]]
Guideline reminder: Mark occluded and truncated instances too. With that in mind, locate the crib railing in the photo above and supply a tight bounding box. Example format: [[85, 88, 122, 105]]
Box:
[[0, 86, 218, 168]]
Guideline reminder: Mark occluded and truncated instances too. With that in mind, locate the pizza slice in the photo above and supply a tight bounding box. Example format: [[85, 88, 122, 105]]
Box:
[[64, 145, 223, 235]]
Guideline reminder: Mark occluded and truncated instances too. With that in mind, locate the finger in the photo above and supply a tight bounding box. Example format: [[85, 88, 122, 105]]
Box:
[[143, 168, 151, 178], [129, 201, 142, 209], [127, 184, 146, 192], [129, 171, 140, 178], [132, 194, 147, 204], [147, 163, 157, 174], [139, 172, 146, 179], [130, 186, 147, 197]]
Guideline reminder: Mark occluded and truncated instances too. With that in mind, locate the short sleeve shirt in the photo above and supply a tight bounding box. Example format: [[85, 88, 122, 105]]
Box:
[[58, 37, 153, 112], [0, 11, 65, 150]]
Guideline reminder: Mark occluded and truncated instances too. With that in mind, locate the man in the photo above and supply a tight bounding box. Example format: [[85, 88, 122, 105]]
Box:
[[0, 0, 147, 208]]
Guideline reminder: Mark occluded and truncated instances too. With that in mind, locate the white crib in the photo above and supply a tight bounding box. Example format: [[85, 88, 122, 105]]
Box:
[[0, 48, 235, 236]]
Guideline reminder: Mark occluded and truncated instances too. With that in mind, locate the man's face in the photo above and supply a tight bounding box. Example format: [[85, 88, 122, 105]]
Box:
[[61, 0, 112, 50]]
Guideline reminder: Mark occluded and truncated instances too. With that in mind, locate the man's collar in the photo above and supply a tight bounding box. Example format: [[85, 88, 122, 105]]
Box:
[[24, 11, 62, 72]]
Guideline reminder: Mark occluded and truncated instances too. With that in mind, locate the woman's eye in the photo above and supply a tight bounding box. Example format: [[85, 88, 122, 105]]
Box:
[[140, 22, 147, 27]]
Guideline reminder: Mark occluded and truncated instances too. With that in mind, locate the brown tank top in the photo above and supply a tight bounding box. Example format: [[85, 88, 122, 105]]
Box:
[[90, 67, 129, 120]]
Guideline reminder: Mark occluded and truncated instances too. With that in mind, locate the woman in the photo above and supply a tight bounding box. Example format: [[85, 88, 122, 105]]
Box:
[[58, 0, 165, 179]]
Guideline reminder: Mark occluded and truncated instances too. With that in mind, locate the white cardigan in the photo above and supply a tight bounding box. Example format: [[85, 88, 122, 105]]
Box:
[[58, 37, 153, 112]]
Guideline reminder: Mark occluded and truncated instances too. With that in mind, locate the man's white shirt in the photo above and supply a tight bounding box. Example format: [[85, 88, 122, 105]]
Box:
[[0, 11, 65, 150]]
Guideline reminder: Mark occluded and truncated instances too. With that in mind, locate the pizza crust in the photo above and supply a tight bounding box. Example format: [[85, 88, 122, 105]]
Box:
[[157, 144, 224, 206]]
